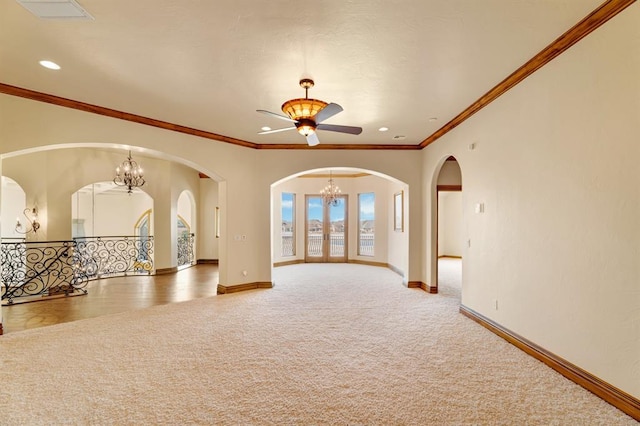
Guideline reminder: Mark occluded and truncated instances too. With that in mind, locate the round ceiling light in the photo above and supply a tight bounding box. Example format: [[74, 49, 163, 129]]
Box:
[[261, 126, 271, 131], [378, 127, 389, 132], [39, 60, 61, 70]]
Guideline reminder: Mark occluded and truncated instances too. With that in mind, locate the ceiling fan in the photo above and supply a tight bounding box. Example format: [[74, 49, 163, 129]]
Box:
[[257, 79, 362, 146]]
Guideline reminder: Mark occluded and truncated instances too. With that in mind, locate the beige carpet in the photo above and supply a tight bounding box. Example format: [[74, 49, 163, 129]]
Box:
[[0, 261, 635, 425]]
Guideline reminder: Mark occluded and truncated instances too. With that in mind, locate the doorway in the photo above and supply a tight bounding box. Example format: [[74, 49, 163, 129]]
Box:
[[434, 156, 463, 294], [305, 194, 348, 263]]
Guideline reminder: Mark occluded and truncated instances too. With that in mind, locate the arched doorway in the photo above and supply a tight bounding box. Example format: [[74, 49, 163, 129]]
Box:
[[432, 156, 463, 296], [271, 167, 410, 285], [177, 190, 196, 268]]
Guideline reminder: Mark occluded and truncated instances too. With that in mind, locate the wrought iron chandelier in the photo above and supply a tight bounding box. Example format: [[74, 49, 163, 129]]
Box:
[[114, 150, 145, 194], [320, 171, 342, 206]]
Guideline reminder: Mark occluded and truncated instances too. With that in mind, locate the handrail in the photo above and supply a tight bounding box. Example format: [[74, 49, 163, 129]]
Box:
[[1, 235, 156, 305]]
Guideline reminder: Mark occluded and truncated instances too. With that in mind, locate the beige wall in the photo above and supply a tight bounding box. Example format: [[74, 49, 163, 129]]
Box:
[[438, 192, 463, 257], [197, 178, 219, 261], [422, 5, 639, 397]]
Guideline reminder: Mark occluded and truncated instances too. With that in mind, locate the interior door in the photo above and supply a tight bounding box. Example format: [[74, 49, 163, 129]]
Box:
[[305, 195, 348, 263]]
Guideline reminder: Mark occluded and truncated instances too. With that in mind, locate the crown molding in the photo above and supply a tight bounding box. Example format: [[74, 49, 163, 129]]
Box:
[[419, 0, 636, 148]]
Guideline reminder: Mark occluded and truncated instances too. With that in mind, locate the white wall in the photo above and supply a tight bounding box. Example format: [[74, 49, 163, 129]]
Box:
[[438, 191, 463, 257], [422, 5, 639, 397]]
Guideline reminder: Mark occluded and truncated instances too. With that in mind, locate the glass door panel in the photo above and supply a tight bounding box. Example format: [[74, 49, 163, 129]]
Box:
[[305, 195, 324, 261], [305, 195, 347, 262], [328, 197, 347, 262]]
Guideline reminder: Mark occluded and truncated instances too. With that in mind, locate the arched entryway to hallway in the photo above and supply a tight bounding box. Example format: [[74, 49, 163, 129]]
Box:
[[177, 190, 196, 268], [270, 167, 410, 285], [432, 156, 463, 298]]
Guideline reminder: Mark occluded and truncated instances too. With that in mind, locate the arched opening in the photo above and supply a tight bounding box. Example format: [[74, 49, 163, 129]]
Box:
[[432, 156, 463, 297], [177, 190, 196, 268], [71, 182, 154, 238], [1, 176, 27, 240], [271, 167, 410, 285], [71, 181, 155, 277]]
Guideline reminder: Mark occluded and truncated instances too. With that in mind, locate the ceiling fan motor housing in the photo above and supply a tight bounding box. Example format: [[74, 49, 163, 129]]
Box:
[[295, 118, 317, 136]]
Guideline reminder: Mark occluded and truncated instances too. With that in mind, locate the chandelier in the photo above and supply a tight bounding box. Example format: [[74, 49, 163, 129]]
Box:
[[114, 150, 145, 194], [320, 171, 342, 206]]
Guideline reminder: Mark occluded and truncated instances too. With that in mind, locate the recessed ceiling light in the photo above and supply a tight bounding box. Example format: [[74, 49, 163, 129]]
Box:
[[428, 117, 438, 122], [261, 126, 271, 131], [39, 60, 60, 70], [393, 135, 406, 140], [378, 127, 389, 132]]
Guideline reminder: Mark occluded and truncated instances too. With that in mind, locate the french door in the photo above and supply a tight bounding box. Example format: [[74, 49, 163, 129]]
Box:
[[305, 195, 348, 262]]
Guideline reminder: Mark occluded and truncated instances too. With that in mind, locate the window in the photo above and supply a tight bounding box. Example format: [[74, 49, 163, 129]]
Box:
[[281, 193, 295, 256], [358, 193, 375, 256]]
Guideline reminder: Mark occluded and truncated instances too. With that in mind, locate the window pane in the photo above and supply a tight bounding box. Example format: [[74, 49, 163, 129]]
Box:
[[281, 193, 295, 256], [358, 193, 375, 256]]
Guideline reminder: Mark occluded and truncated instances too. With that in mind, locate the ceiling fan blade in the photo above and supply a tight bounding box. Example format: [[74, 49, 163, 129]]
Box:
[[258, 126, 296, 135], [306, 132, 320, 147], [256, 109, 297, 123], [316, 123, 363, 135], [314, 103, 343, 123]]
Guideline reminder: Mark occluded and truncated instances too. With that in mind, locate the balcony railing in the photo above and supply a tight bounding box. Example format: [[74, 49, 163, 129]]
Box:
[[307, 233, 345, 257], [1, 235, 156, 305], [74, 236, 154, 279], [1, 240, 89, 305], [282, 232, 294, 256], [177, 233, 195, 267], [359, 233, 374, 256]]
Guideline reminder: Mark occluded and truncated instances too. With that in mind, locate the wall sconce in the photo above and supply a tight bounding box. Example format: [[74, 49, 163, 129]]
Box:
[[16, 207, 40, 234]]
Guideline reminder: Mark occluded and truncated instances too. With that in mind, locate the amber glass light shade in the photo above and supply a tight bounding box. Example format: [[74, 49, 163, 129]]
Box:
[[281, 98, 328, 120]]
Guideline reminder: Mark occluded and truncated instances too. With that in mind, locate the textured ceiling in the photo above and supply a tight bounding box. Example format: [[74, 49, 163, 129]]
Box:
[[0, 0, 607, 147]]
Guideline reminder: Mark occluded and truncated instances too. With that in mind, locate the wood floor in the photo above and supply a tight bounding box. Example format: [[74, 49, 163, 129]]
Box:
[[1, 264, 219, 334]]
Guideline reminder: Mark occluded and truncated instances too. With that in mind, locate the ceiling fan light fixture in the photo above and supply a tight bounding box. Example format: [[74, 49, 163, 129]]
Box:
[[282, 98, 328, 120], [296, 118, 317, 136]]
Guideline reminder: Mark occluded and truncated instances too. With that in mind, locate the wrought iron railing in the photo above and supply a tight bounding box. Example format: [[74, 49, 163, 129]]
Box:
[[73, 236, 154, 279], [359, 233, 374, 256], [1, 240, 89, 305], [177, 233, 195, 267], [282, 233, 294, 256], [307, 233, 345, 257]]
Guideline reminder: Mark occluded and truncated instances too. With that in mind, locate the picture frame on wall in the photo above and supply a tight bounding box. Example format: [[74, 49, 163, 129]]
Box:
[[394, 191, 404, 232]]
